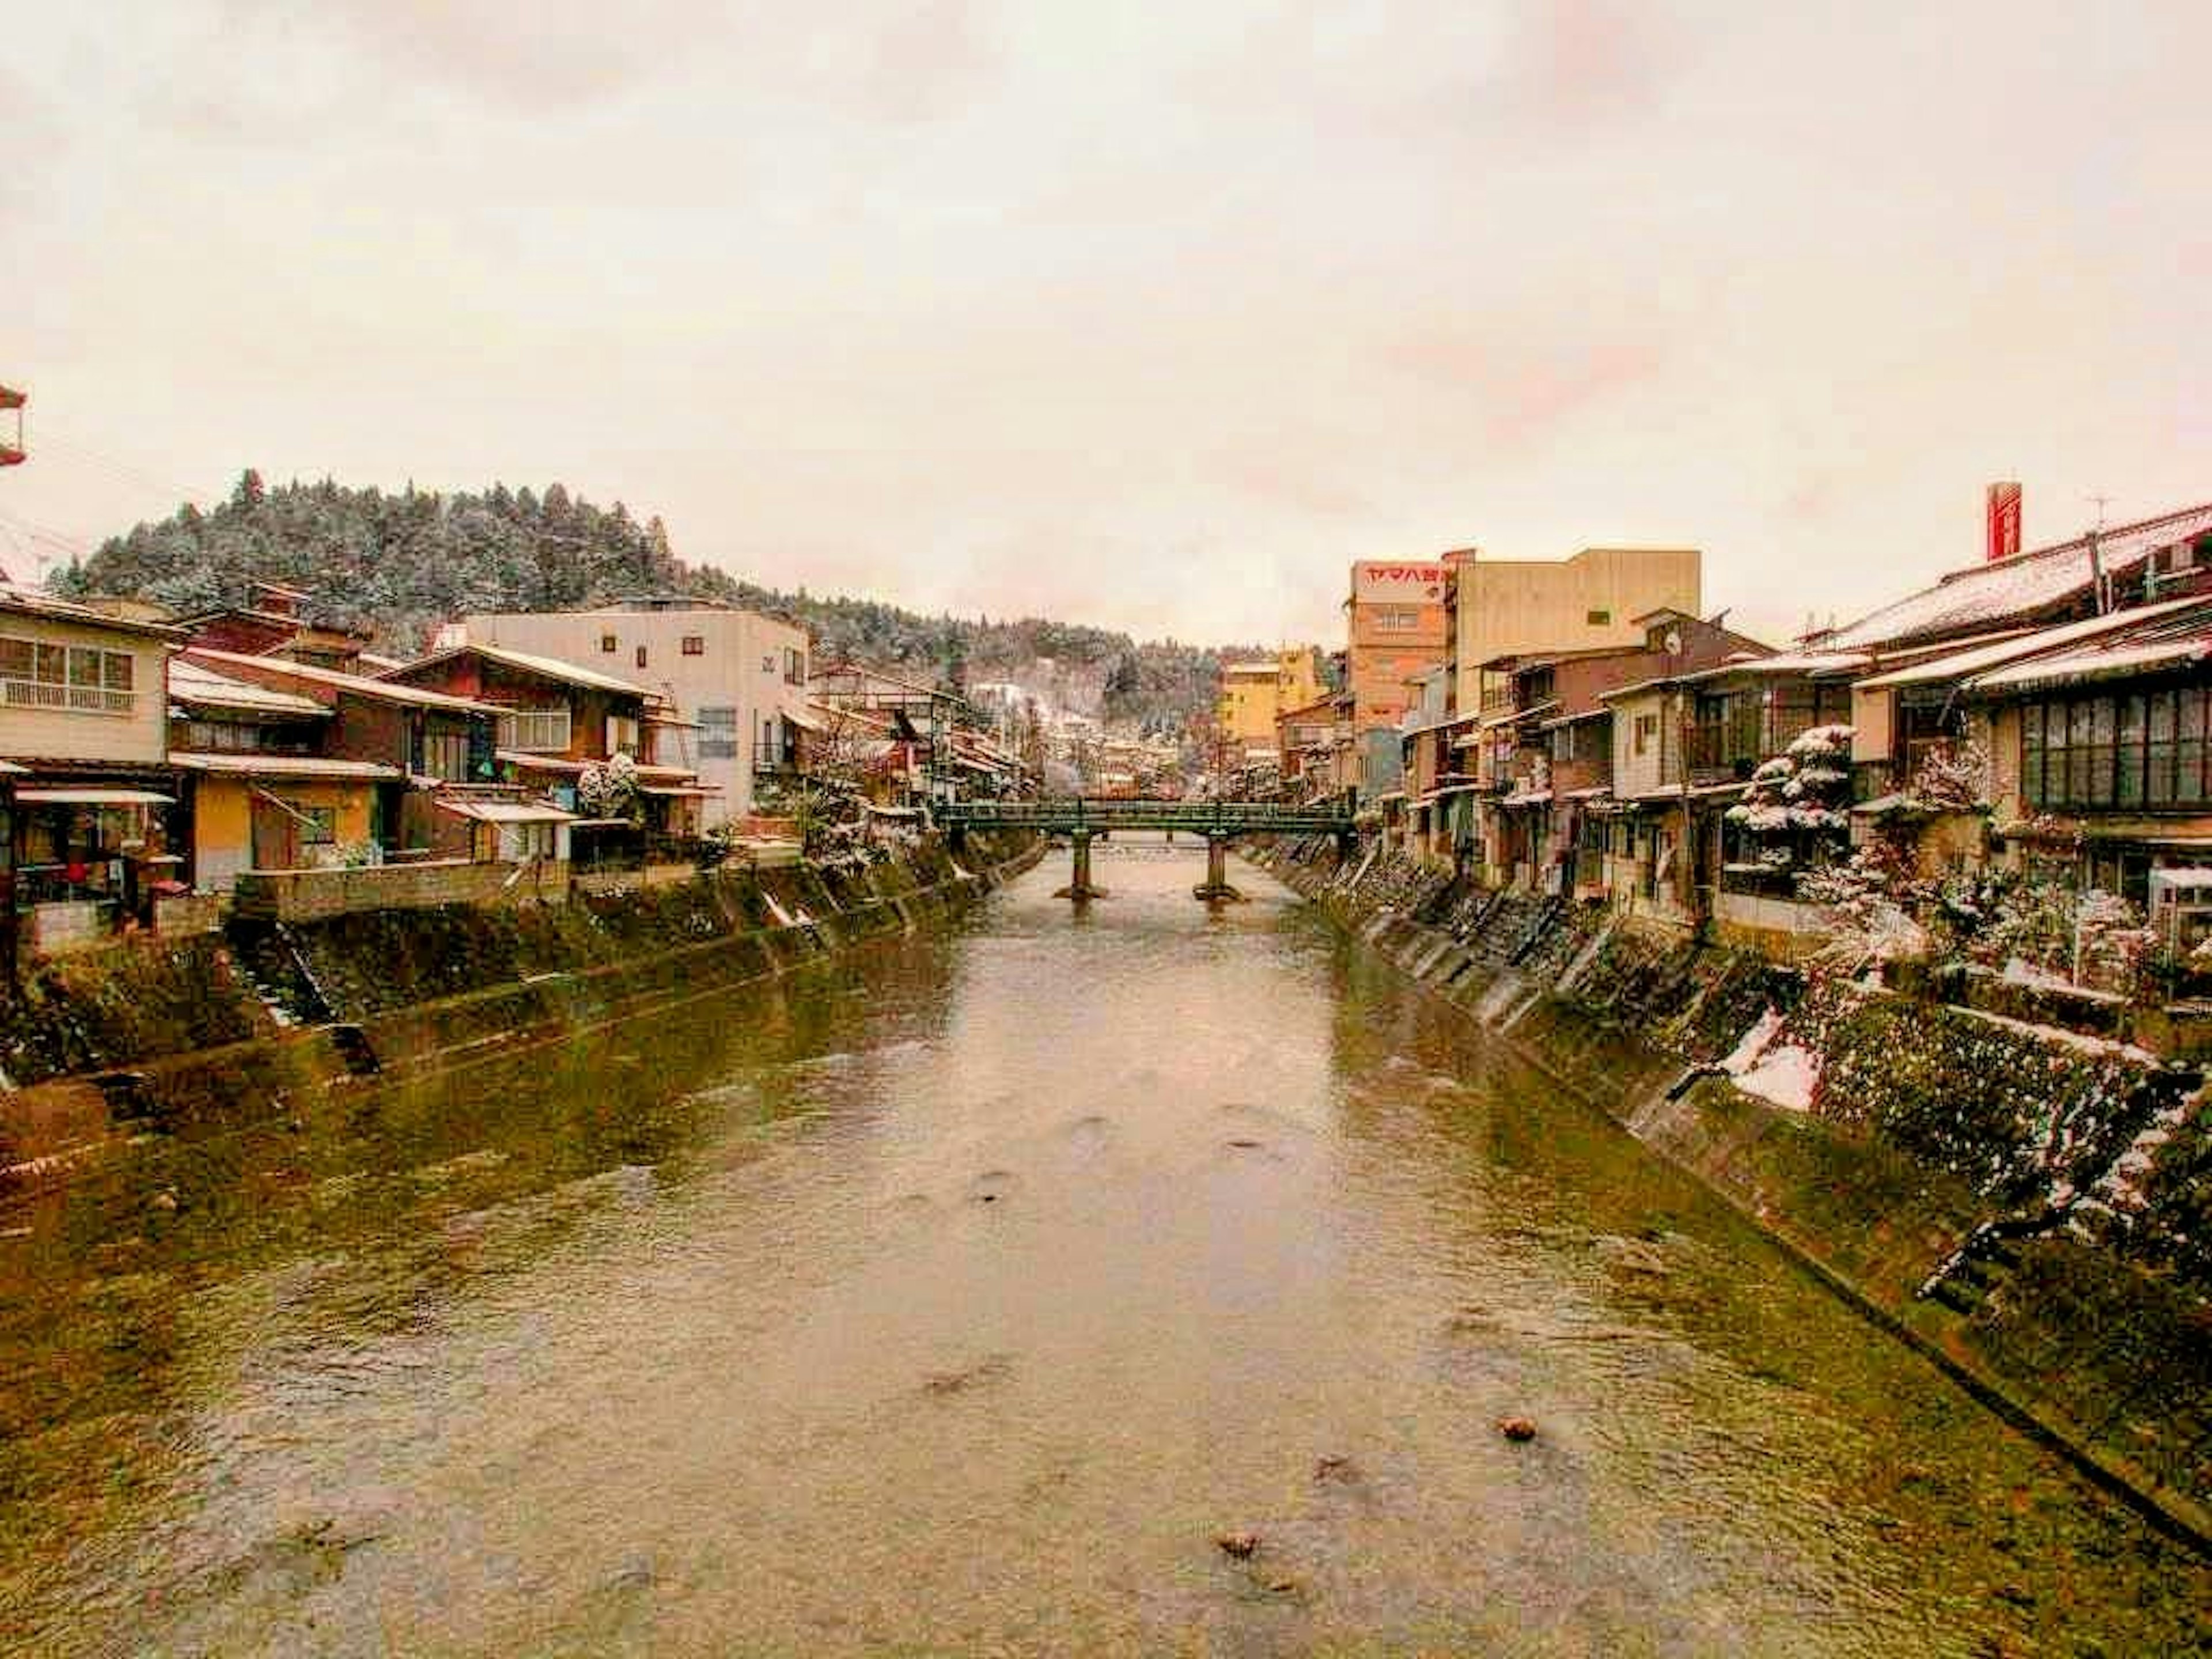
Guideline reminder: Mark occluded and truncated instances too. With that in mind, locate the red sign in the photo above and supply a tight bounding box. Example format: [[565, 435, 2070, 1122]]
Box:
[[1987, 481, 2022, 562], [1353, 562, 1448, 602]]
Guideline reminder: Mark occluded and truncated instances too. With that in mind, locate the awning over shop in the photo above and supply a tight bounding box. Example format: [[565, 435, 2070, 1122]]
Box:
[[783, 704, 828, 734], [16, 787, 174, 806], [638, 785, 719, 797]]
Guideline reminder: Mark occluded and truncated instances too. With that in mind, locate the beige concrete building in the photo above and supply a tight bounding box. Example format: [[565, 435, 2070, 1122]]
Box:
[[453, 596, 810, 824], [1444, 546, 1701, 715]]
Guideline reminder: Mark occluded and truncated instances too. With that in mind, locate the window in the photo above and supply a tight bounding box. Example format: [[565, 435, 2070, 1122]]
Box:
[[497, 707, 572, 753], [605, 713, 640, 755], [0, 634, 136, 714], [422, 729, 471, 783], [698, 704, 739, 760], [179, 719, 309, 755], [784, 646, 805, 685], [1372, 607, 1421, 633], [2027, 686, 2212, 810], [682, 635, 704, 656], [635, 645, 648, 670], [506, 820, 558, 861], [600, 634, 618, 654], [1633, 713, 1659, 756], [289, 804, 336, 845], [1586, 609, 1612, 626]]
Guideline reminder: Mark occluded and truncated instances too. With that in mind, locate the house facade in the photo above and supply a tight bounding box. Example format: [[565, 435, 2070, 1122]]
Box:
[[455, 596, 810, 825], [0, 589, 186, 953]]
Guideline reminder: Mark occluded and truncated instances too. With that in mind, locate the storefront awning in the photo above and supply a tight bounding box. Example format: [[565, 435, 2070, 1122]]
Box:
[[638, 785, 720, 797], [16, 787, 174, 806]]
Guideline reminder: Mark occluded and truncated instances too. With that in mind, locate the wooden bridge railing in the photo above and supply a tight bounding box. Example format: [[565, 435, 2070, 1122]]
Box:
[[934, 797, 1354, 836]]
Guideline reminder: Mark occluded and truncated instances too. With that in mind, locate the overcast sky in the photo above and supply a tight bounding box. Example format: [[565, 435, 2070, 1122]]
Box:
[[7, 3, 2208, 647]]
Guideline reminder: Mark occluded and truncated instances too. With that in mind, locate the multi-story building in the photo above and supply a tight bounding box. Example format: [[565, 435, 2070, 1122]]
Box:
[[1442, 545, 1702, 718], [1344, 562, 1451, 796], [383, 642, 711, 841], [1214, 647, 1324, 762], [0, 588, 185, 955], [451, 596, 810, 825]]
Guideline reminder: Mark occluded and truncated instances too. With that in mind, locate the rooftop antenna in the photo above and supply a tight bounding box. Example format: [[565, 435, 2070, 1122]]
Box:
[[2086, 493, 2113, 614]]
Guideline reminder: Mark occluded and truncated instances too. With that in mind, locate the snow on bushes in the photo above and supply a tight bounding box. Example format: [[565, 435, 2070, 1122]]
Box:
[[1727, 725, 1853, 860]]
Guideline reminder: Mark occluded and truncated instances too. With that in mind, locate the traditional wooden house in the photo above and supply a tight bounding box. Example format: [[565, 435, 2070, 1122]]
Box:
[[179, 647, 536, 863], [0, 588, 185, 953], [379, 642, 713, 843], [167, 656, 403, 893]]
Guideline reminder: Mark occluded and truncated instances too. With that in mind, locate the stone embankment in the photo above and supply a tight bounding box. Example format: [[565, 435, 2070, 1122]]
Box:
[[0, 832, 1041, 1205], [1252, 835, 2212, 1549]]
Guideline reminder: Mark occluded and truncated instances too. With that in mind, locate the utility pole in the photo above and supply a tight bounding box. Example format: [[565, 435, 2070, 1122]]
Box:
[[1, 381, 25, 994], [2087, 494, 2113, 615]]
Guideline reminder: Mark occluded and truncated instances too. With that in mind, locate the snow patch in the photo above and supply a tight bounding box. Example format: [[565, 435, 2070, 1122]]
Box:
[[1722, 1006, 1787, 1074], [1733, 1044, 1820, 1112]]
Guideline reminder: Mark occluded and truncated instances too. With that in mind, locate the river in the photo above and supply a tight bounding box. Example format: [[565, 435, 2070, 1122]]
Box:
[[2, 839, 2206, 1656]]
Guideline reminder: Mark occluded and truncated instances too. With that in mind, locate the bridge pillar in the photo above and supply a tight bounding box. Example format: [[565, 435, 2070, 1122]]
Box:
[[1054, 831, 1105, 901], [1193, 833, 1243, 902]]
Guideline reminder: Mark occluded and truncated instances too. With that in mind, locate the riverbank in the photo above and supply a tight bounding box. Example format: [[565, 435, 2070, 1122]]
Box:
[[1250, 834, 2212, 1550], [0, 832, 1044, 1210]]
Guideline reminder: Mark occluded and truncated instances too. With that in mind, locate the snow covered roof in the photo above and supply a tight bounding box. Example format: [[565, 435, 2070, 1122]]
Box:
[[1595, 651, 1865, 702], [171, 753, 404, 781], [168, 657, 330, 717], [0, 585, 187, 641], [1965, 636, 2212, 697], [184, 647, 502, 714], [392, 642, 651, 698], [1812, 500, 2212, 652], [1854, 596, 2212, 690]]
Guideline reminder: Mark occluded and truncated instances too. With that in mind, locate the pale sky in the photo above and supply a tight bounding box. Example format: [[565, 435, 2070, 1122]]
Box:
[[7, 3, 2209, 649]]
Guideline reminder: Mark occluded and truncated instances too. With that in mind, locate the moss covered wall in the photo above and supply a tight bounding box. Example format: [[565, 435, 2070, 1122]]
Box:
[[1252, 834, 2212, 1540]]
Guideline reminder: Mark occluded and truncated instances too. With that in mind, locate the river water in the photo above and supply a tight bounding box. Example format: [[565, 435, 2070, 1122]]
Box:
[[2, 841, 2206, 1657]]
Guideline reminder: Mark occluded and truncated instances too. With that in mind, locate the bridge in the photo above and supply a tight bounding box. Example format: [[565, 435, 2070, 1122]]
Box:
[[936, 797, 1355, 901]]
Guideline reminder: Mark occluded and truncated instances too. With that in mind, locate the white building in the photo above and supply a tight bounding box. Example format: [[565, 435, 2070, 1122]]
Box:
[[452, 596, 810, 825]]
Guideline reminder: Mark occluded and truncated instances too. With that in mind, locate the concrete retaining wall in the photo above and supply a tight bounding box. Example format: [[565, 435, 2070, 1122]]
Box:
[[232, 858, 572, 921], [1251, 835, 2212, 1544]]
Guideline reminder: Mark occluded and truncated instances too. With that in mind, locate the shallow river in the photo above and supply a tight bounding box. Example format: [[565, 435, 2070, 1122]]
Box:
[[3, 842, 2207, 1656]]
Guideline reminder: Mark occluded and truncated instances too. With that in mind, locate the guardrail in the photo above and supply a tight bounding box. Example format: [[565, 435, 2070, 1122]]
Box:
[[935, 797, 1355, 835]]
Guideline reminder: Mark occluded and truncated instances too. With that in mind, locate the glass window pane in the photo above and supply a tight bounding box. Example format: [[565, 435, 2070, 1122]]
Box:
[[2180, 739, 2208, 806]]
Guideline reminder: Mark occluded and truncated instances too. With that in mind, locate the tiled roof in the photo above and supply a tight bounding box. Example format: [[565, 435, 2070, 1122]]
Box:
[[168, 657, 331, 717], [1812, 501, 2212, 652], [391, 642, 650, 698], [184, 648, 502, 714]]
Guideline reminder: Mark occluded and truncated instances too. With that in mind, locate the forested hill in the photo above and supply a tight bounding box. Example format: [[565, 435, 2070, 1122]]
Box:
[[50, 472, 1260, 732]]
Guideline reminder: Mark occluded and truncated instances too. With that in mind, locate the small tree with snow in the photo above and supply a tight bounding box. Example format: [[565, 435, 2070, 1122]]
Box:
[[1905, 739, 1991, 813], [1726, 724, 1854, 886]]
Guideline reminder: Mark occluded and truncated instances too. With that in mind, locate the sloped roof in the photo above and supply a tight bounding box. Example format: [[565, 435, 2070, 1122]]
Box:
[[388, 642, 650, 698], [1812, 501, 2212, 652], [0, 585, 186, 641], [1855, 596, 2211, 690], [184, 647, 502, 714], [168, 656, 330, 717], [172, 753, 403, 781], [1964, 604, 2212, 697]]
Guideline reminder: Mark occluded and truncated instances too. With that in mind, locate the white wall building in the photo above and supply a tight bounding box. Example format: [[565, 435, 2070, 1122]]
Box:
[[454, 596, 810, 825]]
